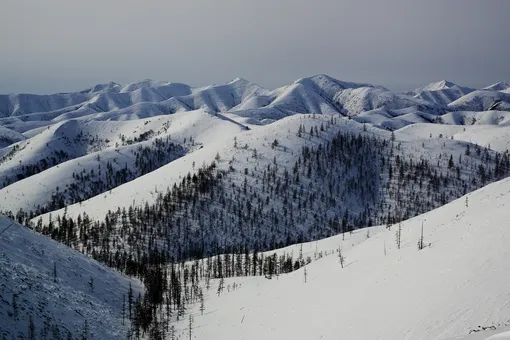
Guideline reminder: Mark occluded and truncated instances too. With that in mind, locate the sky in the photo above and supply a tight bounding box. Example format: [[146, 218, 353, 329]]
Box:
[[1, 0, 509, 94]]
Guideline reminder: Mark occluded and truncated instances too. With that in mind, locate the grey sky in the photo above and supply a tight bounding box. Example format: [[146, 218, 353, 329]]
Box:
[[1, 0, 509, 94]]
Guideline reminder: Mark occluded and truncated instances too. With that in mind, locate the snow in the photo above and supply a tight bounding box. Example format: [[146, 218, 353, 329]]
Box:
[[486, 332, 510, 339], [169, 177, 510, 340], [0, 215, 142, 339], [396, 122, 510, 152]]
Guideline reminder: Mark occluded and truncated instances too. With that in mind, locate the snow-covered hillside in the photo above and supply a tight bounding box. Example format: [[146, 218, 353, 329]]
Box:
[[29, 113, 508, 226], [0, 110, 247, 214], [0, 215, 142, 339], [413, 83, 476, 107], [169, 176, 510, 340], [448, 90, 510, 112], [483, 82, 510, 92], [0, 126, 25, 148], [1, 76, 509, 211]]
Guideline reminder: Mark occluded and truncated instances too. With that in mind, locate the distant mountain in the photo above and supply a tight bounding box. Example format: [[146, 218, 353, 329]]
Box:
[[413, 80, 458, 93], [448, 90, 510, 112], [406, 80, 476, 107], [0, 75, 446, 129], [483, 82, 510, 92]]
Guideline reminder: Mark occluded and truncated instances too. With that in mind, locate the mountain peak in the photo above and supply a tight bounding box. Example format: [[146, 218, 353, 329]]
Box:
[[294, 74, 375, 90], [80, 81, 120, 94], [228, 77, 248, 84], [415, 80, 456, 93]]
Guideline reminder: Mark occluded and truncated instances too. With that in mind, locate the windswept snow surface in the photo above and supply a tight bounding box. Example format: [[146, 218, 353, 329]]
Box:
[[171, 177, 510, 340], [0, 215, 142, 339]]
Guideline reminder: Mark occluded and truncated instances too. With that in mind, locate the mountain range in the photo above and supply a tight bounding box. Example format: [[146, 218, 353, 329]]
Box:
[[1, 74, 510, 340]]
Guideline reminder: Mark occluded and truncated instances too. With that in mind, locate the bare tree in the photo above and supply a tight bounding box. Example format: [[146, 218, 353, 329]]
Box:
[[417, 220, 425, 250], [217, 277, 224, 297], [395, 221, 402, 250], [199, 290, 205, 315], [338, 247, 345, 268], [188, 314, 194, 340], [170, 325, 176, 340]]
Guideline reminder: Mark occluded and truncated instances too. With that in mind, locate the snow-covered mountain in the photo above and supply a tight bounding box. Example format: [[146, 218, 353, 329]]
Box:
[[448, 90, 510, 112], [483, 82, 510, 92], [0, 215, 142, 339], [0, 110, 247, 213], [413, 82, 476, 107], [25, 113, 510, 274], [411, 80, 474, 94], [0, 75, 444, 130], [1, 74, 510, 340]]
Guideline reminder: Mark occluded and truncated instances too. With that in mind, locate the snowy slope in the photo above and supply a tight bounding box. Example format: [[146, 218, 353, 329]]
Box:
[[448, 90, 510, 112], [396, 123, 510, 152], [0, 126, 25, 148], [2, 75, 509, 222], [414, 80, 459, 93], [353, 108, 438, 130], [231, 74, 444, 120], [31, 113, 509, 240], [170, 177, 510, 340], [483, 82, 510, 92], [0, 215, 142, 339], [407, 81, 476, 107], [415, 86, 475, 106], [0, 78, 264, 127], [0, 75, 447, 133], [0, 110, 248, 214], [439, 111, 510, 126], [26, 115, 384, 223]]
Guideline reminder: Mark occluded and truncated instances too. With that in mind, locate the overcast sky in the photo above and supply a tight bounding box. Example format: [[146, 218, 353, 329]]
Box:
[[1, 0, 509, 94]]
